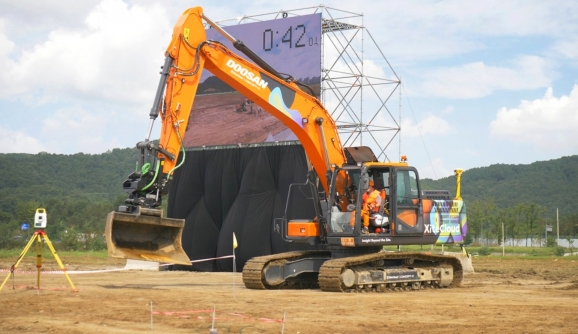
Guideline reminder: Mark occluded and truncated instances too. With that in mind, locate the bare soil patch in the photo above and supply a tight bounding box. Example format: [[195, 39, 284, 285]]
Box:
[[1, 256, 577, 333]]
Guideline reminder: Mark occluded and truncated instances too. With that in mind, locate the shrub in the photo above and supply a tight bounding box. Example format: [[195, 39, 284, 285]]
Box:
[[0, 235, 27, 250], [553, 246, 566, 257], [478, 246, 492, 256], [546, 237, 557, 248], [86, 235, 106, 251], [58, 230, 80, 251]]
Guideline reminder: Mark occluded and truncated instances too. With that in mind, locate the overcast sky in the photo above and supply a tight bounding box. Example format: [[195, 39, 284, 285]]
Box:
[[0, 0, 576, 179]]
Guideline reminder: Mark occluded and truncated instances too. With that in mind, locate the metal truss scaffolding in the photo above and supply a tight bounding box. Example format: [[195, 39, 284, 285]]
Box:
[[209, 6, 401, 162]]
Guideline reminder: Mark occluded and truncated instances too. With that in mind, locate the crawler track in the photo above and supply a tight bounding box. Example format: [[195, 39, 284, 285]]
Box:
[[318, 252, 463, 292], [243, 251, 463, 293], [242, 251, 331, 290]]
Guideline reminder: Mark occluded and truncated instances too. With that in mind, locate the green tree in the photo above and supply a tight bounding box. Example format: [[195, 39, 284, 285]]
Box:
[[467, 197, 497, 245], [0, 209, 21, 249], [561, 213, 578, 253], [15, 201, 41, 225], [519, 203, 547, 247]]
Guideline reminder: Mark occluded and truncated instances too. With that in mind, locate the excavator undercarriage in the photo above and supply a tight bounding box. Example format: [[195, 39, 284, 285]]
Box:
[[242, 250, 463, 293]]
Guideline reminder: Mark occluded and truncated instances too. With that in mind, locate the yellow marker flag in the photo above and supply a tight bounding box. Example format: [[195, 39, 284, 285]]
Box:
[[233, 232, 238, 249]]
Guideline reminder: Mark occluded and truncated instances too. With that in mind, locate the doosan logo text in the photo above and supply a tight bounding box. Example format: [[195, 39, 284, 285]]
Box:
[[226, 59, 268, 89]]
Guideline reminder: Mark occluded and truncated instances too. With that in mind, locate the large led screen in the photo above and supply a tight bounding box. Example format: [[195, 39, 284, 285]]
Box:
[[183, 14, 322, 147]]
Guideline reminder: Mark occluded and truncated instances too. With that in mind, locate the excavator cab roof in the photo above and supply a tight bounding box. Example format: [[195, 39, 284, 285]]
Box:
[[343, 146, 378, 165]]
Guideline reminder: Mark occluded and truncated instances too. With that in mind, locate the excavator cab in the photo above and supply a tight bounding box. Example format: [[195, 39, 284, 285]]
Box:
[[328, 165, 423, 237], [277, 161, 428, 242]]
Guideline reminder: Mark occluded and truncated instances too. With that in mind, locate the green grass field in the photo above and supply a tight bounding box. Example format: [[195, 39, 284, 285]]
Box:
[[0, 248, 109, 259], [383, 244, 575, 257]]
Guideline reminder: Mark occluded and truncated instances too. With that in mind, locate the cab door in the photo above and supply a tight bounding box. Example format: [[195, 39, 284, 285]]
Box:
[[391, 168, 423, 235]]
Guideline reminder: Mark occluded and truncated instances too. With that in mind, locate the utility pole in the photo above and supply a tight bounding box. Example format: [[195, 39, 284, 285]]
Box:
[[502, 222, 506, 256], [557, 208, 559, 247]]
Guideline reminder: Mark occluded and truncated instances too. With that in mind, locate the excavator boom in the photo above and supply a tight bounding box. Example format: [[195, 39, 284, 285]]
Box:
[[106, 6, 346, 264]]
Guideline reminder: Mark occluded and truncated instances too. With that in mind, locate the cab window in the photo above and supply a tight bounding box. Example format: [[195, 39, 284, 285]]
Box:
[[396, 170, 419, 205]]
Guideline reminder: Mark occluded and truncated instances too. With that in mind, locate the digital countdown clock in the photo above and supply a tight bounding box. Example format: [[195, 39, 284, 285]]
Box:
[[204, 13, 322, 85], [262, 23, 320, 51]]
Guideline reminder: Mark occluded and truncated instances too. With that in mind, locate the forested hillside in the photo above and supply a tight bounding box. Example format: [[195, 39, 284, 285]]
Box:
[[0, 148, 138, 213], [0, 148, 138, 250], [422, 155, 578, 245], [421, 155, 578, 216], [0, 149, 576, 249]]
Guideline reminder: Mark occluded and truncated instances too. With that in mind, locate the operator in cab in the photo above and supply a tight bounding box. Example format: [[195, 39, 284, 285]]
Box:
[[361, 180, 381, 234]]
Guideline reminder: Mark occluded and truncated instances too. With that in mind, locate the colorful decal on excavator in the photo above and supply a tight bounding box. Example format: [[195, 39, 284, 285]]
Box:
[[268, 87, 304, 128], [422, 199, 467, 244], [255, 72, 304, 128]]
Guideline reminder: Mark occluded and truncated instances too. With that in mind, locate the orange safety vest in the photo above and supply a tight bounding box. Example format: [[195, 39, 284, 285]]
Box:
[[363, 190, 381, 212]]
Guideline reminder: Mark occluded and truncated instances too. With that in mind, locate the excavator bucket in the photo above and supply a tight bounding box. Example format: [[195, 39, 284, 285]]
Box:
[[105, 208, 191, 265]]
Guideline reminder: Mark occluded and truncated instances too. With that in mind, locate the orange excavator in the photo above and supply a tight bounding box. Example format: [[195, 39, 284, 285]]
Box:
[[105, 7, 469, 292]]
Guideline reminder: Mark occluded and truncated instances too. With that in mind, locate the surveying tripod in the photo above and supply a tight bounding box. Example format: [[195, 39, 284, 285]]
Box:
[[0, 229, 77, 292]]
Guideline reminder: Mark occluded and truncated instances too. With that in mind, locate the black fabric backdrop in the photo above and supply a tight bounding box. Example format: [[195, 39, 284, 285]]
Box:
[[167, 143, 320, 272]]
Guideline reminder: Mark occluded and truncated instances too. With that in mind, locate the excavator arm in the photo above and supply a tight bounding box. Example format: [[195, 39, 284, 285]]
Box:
[[161, 7, 346, 192], [105, 7, 346, 264]]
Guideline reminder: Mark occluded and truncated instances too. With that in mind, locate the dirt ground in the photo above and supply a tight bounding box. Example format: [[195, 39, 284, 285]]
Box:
[[1, 255, 577, 334]]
